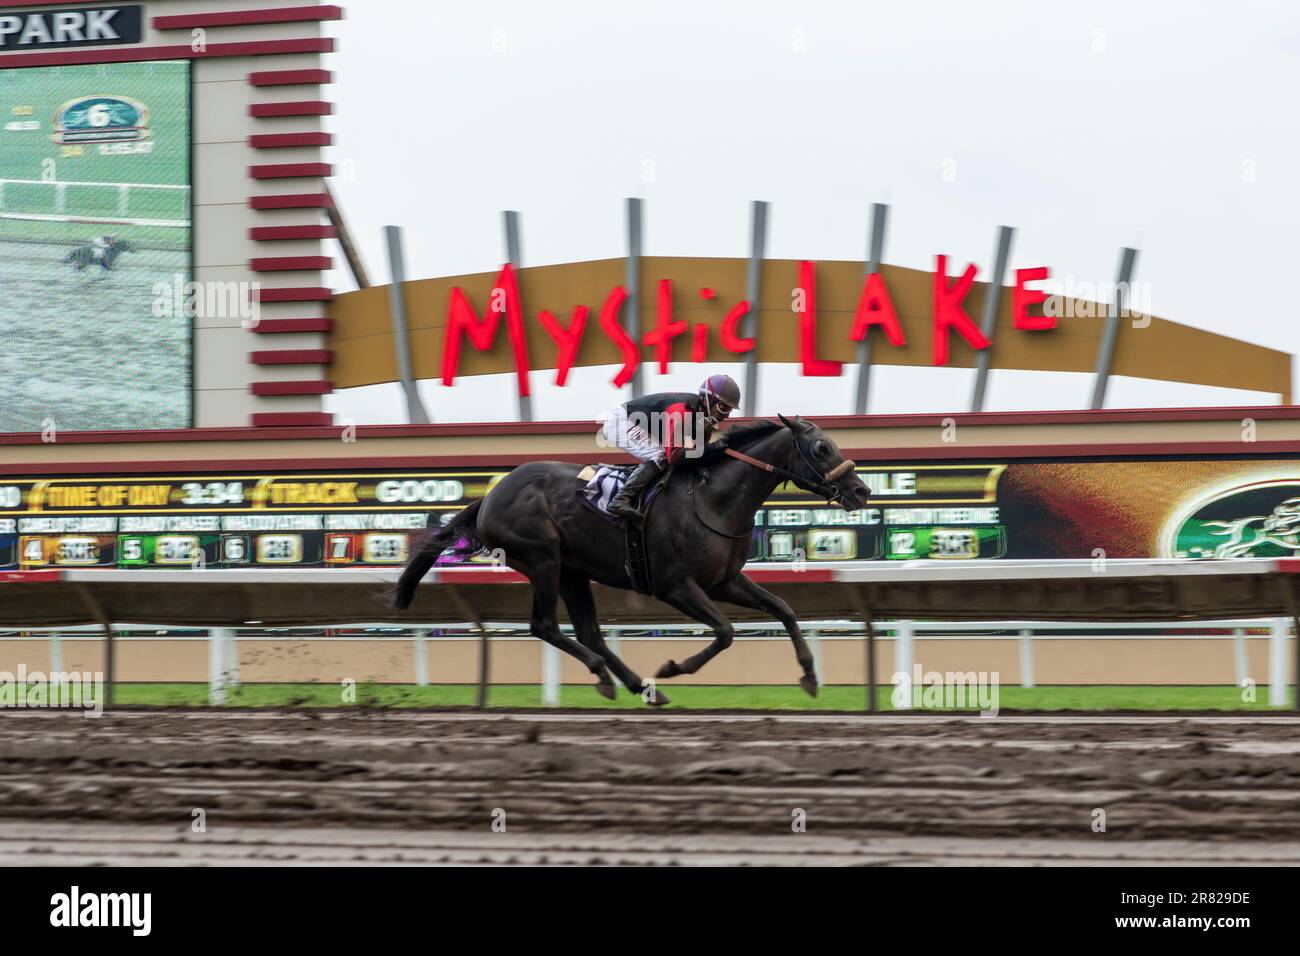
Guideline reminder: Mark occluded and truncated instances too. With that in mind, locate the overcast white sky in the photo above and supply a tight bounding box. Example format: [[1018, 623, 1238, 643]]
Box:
[[320, 0, 1300, 424]]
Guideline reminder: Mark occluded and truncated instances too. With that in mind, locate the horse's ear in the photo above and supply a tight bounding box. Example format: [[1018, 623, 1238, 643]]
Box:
[[777, 413, 793, 429]]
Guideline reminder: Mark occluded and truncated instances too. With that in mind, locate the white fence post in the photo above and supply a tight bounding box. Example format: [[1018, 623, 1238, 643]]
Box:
[[896, 620, 914, 709], [808, 628, 824, 686], [224, 629, 240, 690], [1233, 627, 1248, 690], [606, 628, 623, 687], [1019, 628, 1035, 688], [542, 641, 561, 706], [48, 632, 63, 675], [208, 628, 228, 705], [1270, 618, 1287, 706], [413, 629, 429, 686]]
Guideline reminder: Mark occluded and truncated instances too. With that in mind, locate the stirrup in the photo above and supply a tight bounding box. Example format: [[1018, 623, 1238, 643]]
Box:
[[610, 488, 647, 517], [610, 500, 646, 525]]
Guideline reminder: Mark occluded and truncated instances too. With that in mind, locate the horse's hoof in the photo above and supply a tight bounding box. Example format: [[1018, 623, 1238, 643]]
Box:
[[655, 660, 682, 679], [643, 687, 671, 707], [594, 680, 617, 701], [799, 675, 819, 698]]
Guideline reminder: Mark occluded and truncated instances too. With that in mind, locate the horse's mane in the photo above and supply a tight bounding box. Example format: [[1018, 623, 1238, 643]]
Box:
[[692, 419, 787, 466]]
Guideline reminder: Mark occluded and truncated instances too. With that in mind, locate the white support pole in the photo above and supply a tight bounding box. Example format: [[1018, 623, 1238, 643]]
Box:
[[542, 641, 561, 707], [1270, 618, 1287, 706], [808, 629, 824, 687], [503, 210, 532, 422], [625, 197, 644, 399], [605, 630, 623, 688], [1018, 628, 1035, 689], [741, 200, 768, 417], [413, 629, 429, 687], [384, 225, 431, 425], [1233, 627, 1248, 691], [208, 628, 228, 706], [48, 632, 63, 675], [853, 203, 888, 414], [224, 629, 240, 690], [895, 620, 914, 709]]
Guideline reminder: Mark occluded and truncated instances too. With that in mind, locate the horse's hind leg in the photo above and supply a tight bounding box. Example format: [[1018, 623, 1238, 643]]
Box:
[[524, 564, 617, 701], [709, 573, 818, 697], [559, 568, 668, 706], [653, 579, 735, 680]]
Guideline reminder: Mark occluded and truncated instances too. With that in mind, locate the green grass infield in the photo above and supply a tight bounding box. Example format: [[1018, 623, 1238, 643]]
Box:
[[107, 683, 1298, 711]]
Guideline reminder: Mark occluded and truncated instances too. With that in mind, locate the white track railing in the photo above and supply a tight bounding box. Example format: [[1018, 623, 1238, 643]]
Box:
[[4, 617, 1292, 708], [0, 178, 190, 228]]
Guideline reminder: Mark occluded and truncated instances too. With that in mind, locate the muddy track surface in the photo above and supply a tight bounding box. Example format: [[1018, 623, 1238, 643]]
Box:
[[0, 711, 1297, 864]]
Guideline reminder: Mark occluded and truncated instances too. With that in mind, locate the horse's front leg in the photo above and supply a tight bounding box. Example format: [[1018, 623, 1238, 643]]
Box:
[[709, 573, 818, 697], [559, 567, 668, 705], [654, 579, 735, 680]]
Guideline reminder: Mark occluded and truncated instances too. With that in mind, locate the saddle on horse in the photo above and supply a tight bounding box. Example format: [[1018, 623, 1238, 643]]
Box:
[[576, 463, 668, 521]]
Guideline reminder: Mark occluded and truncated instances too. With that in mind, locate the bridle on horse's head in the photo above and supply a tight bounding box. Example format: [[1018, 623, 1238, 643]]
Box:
[[723, 415, 856, 506]]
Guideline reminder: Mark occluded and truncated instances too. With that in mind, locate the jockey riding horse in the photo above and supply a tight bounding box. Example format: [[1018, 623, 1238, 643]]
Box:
[[601, 373, 742, 524], [394, 376, 871, 705], [63, 235, 134, 272]]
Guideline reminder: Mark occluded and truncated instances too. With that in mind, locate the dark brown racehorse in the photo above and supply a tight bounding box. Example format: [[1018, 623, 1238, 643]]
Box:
[[393, 415, 870, 705]]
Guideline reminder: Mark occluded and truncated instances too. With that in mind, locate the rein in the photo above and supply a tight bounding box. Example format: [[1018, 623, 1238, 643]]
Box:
[[724, 446, 854, 503], [686, 430, 857, 539]]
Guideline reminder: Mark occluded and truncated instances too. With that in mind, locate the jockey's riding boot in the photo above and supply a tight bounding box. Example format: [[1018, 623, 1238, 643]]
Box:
[[609, 458, 667, 525]]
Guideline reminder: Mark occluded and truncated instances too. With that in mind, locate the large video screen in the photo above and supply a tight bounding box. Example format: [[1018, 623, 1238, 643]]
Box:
[[3, 456, 1300, 569], [0, 60, 192, 432]]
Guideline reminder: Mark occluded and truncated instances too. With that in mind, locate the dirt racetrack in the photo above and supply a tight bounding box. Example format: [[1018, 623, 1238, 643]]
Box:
[[1, 710, 1298, 865]]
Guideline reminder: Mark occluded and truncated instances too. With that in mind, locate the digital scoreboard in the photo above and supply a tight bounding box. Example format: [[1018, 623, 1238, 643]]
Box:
[[0, 472, 494, 570], [2, 456, 1299, 569]]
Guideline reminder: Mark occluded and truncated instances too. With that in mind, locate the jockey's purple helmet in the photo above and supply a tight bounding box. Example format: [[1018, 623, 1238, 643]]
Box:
[[699, 373, 741, 411]]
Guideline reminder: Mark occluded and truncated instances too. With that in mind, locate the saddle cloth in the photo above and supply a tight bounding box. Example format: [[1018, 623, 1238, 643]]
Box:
[[576, 464, 632, 515], [577, 464, 657, 593]]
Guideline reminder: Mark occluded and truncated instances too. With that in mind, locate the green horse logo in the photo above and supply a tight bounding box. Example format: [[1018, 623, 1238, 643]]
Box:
[[1172, 482, 1300, 558]]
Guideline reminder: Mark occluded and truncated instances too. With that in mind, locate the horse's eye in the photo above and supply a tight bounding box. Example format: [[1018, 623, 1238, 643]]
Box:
[[812, 440, 829, 459]]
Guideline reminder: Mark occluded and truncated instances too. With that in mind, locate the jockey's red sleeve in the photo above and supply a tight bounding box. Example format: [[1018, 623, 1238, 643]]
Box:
[[662, 401, 690, 464]]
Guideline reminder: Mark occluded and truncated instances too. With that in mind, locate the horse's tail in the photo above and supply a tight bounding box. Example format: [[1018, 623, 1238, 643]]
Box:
[[391, 498, 486, 609]]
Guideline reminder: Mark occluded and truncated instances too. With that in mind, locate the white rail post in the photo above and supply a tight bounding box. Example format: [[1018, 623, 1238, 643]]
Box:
[[48, 632, 63, 675], [1269, 618, 1287, 706], [1232, 627, 1248, 691], [224, 629, 240, 690], [542, 641, 561, 706], [1019, 628, 1035, 689], [809, 628, 824, 686], [413, 629, 429, 687], [606, 629, 623, 688], [208, 628, 228, 706], [895, 619, 914, 709]]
